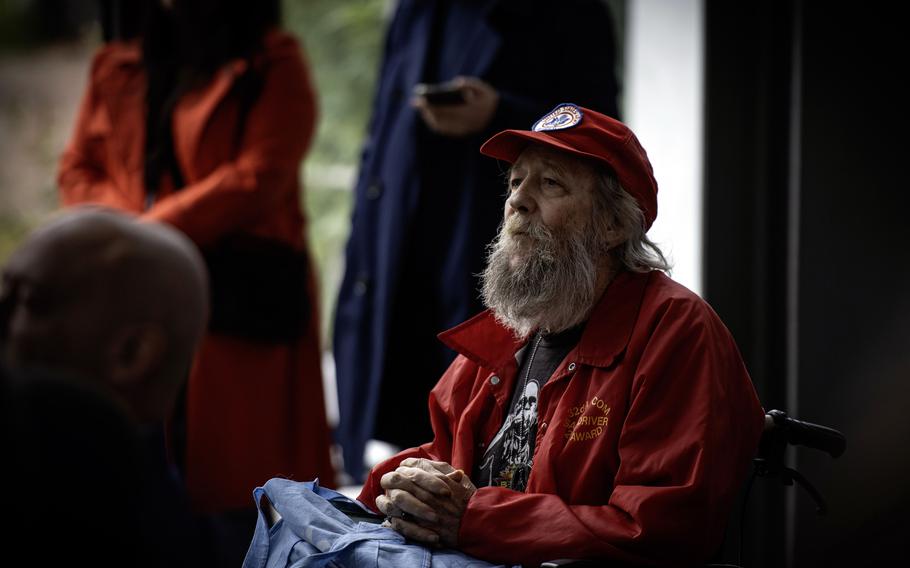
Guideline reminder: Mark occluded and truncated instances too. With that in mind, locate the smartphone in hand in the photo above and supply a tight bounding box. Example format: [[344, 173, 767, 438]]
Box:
[[414, 82, 466, 105]]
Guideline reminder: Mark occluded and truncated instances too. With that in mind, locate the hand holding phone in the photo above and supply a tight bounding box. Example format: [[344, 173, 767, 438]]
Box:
[[413, 82, 466, 106], [412, 76, 499, 137]]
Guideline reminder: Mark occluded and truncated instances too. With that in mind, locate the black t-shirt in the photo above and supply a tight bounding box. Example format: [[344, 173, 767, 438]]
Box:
[[474, 325, 584, 491]]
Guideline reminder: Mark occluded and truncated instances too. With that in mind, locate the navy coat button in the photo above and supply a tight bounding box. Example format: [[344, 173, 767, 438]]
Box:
[[366, 181, 382, 200], [353, 273, 370, 296]]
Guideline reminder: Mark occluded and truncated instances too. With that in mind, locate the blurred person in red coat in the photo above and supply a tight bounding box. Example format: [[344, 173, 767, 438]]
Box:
[[58, 0, 334, 560]]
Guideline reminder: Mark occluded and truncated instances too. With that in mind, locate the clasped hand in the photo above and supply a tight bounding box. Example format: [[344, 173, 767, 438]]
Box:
[[375, 458, 477, 547]]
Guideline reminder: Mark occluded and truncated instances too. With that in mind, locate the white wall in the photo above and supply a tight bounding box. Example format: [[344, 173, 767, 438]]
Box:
[[624, 0, 704, 294]]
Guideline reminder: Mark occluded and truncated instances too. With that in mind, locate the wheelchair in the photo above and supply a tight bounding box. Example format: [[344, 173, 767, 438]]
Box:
[[540, 410, 847, 568]]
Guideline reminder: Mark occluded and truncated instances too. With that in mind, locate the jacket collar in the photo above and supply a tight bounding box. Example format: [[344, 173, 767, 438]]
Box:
[[438, 270, 652, 373], [179, 29, 297, 169], [178, 57, 248, 168]]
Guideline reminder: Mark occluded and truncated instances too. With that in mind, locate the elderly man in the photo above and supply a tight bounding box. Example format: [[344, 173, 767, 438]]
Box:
[[0, 208, 210, 566], [357, 104, 765, 567], [244, 106, 763, 568]]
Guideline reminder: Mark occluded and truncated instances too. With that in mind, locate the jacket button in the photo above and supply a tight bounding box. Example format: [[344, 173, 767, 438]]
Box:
[[567, 362, 576, 371], [541, 422, 548, 429], [366, 180, 382, 200], [353, 272, 370, 296], [489, 375, 500, 386]]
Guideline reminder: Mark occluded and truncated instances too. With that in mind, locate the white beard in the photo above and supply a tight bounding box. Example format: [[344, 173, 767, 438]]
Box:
[[480, 212, 606, 338]]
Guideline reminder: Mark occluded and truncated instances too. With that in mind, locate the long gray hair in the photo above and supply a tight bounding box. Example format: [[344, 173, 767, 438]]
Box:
[[594, 169, 671, 273]]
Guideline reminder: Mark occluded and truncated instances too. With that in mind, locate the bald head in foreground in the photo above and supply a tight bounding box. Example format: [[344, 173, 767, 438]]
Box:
[[1, 208, 211, 565], [0, 207, 208, 424]]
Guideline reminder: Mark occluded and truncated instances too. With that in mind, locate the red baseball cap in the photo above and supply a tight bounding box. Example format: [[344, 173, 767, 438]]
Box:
[[480, 103, 658, 230]]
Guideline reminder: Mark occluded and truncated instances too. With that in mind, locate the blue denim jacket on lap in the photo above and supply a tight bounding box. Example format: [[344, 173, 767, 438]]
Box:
[[243, 478, 517, 568]]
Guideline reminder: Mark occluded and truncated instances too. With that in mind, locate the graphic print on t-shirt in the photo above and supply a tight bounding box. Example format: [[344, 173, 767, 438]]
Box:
[[477, 378, 540, 491], [474, 325, 583, 492]]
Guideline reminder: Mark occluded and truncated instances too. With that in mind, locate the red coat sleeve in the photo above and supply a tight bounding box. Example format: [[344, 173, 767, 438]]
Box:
[[141, 44, 316, 246], [58, 45, 138, 211], [358, 355, 479, 509], [457, 299, 764, 567]]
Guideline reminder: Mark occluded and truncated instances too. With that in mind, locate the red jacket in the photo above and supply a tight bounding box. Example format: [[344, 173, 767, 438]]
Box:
[[58, 31, 335, 511], [359, 270, 764, 566]]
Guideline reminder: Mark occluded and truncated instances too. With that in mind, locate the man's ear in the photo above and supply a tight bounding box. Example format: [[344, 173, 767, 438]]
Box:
[[108, 324, 167, 386], [602, 221, 626, 252]]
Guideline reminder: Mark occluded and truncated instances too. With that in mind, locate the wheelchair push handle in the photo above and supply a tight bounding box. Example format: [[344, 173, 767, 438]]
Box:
[[764, 409, 846, 458]]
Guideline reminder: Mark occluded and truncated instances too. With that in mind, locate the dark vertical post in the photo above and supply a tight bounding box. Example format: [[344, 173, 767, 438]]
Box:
[[703, 1, 798, 565]]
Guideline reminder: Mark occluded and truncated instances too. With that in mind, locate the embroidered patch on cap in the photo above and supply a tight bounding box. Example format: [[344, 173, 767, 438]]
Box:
[[532, 104, 583, 132]]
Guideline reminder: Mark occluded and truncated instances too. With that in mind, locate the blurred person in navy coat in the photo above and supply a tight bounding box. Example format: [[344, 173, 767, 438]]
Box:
[[334, 0, 621, 479]]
